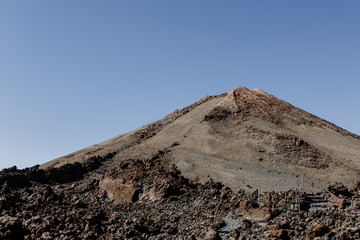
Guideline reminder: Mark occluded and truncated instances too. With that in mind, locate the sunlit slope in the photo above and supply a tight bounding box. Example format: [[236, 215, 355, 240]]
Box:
[[42, 87, 360, 192]]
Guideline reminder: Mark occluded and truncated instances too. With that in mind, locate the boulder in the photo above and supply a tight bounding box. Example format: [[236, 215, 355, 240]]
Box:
[[202, 229, 222, 240], [328, 182, 351, 197]]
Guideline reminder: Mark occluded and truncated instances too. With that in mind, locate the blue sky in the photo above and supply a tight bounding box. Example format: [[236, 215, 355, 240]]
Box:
[[1, 1, 359, 170]]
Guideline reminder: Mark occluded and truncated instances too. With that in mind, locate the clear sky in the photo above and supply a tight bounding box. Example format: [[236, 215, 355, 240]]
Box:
[[1, 1, 359, 170]]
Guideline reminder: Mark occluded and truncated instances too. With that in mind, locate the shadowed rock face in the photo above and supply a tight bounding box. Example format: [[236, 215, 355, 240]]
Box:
[[2, 87, 360, 239]]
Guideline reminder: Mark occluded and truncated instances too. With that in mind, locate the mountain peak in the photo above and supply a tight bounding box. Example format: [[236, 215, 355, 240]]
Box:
[[41, 87, 360, 193], [205, 86, 287, 123]]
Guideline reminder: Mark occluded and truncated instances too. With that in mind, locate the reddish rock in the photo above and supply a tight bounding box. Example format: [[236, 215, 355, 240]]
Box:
[[202, 229, 221, 240], [305, 222, 330, 239]]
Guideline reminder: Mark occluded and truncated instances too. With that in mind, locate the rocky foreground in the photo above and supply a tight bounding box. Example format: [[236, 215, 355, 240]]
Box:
[[1, 151, 360, 240]]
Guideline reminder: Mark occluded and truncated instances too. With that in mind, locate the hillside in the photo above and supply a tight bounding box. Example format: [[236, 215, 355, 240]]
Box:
[[43, 87, 360, 192], [1, 87, 360, 239]]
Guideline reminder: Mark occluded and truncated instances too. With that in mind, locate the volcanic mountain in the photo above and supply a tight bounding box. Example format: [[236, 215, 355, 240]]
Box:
[[2, 87, 360, 239], [42, 87, 360, 192]]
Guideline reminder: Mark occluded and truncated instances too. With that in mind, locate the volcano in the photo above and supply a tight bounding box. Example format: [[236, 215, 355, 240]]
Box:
[[43, 87, 360, 192], [1, 87, 360, 239]]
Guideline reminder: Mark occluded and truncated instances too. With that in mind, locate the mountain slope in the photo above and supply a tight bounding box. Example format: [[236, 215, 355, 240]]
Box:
[[3, 87, 360, 239], [42, 87, 360, 192]]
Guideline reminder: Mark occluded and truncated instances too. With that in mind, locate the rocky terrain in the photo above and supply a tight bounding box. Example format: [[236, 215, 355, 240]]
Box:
[[1, 87, 360, 239], [1, 150, 360, 239]]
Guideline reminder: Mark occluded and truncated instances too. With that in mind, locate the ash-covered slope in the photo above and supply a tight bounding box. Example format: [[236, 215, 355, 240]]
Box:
[[43, 87, 360, 192]]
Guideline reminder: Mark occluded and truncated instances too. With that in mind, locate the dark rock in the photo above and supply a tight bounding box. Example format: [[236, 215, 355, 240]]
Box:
[[328, 182, 352, 197], [351, 180, 360, 194], [305, 222, 330, 239], [0, 215, 24, 240]]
